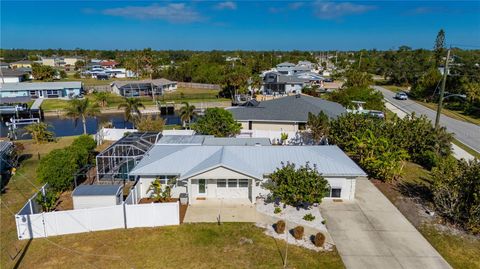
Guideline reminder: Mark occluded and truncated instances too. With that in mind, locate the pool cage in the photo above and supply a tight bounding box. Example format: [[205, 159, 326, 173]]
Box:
[[96, 132, 159, 181]]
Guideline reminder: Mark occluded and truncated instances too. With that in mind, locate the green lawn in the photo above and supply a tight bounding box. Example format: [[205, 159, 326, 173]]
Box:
[[382, 85, 407, 93], [452, 138, 480, 159], [414, 100, 480, 126], [374, 162, 480, 269]]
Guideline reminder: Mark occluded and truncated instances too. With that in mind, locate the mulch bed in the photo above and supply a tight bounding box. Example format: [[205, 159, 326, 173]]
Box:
[[138, 198, 179, 204]]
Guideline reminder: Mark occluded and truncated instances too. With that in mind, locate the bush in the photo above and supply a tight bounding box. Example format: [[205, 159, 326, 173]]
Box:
[[303, 213, 315, 221], [36, 190, 59, 212], [313, 232, 326, 247], [192, 108, 241, 137], [37, 149, 78, 192], [292, 226, 304, 240], [275, 220, 285, 234], [274, 207, 282, 214]]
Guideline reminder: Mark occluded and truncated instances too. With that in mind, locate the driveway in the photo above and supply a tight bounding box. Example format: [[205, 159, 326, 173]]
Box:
[[374, 85, 480, 153], [320, 179, 452, 269]]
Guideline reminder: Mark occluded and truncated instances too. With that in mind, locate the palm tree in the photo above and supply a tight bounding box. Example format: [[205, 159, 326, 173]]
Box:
[[65, 99, 100, 135], [117, 97, 145, 128], [179, 102, 197, 129], [250, 75, 263, 95], [23, 122, 54, 144], [94, 92, 110, 107]]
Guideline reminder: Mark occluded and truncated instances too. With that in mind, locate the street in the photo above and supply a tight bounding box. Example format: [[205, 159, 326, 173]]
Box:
[[374, 86, 480, 153]]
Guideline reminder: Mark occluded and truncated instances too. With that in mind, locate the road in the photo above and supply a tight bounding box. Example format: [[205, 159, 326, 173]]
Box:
[[374, 86, 480, 153]]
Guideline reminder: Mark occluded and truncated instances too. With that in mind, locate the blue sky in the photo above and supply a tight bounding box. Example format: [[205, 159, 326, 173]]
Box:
[[1, 1, 479, 50]]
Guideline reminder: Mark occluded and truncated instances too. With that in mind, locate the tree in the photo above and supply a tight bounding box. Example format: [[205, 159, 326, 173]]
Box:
[[23, 122, 54, 144], [59, 70, 67, 79], [32, 63, 55, 81], [117, 98, 145, 127], [136, 115, 165, 132], [94, 92, 110, 107], [343, 69, 373, 88], [250, 75, 263, 94], [329, 86, 384, 110], [65, 99, 101, 135], [263, 162, 330, 208], [36, 190, 59, 212], [179, 102, 197, 128], [307, 111, 330, 144], [434, 29, 446, 67], [432, 158, 480, 234], [74, 60, 85, 71], [192, 108, 241, 137], [37, 149, 78, 192]]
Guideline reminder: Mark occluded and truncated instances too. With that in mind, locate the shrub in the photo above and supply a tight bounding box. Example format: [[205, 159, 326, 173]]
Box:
[[274, 207, 282, 214], [264, 162, 330, 207], [313, 232, 326, 247], [275, 220, 285, 234], [192, 108, 241, 137], [303, 213, 315, 221], [37, 149, 78, 192], [36, 190, 59, 212], [292, 226, 304, 240]]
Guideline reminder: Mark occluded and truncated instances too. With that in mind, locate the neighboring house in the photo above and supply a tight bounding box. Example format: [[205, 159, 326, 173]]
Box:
[[10, 60, 33, 69], [0, 81, 83, 99], [276, 62, 296, 75], [0, 62, 9, 69], [41, 57, 57, 67], [262, 71, 310, 95], [129, 143, 367, 204], [104, 68, 135, 78], [63, 56, 83, 66], [101, 60, 119, 69], [111, 79, 177, 97], [228, 94, 346, 132], [0, 69, 29, 83]]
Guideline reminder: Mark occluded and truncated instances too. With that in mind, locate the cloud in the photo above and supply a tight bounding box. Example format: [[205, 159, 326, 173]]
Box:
[[215, 1, 237, 10], [288, 2, 304, 10], [102, 3, 204, 23], [313, 1, 375, 20]]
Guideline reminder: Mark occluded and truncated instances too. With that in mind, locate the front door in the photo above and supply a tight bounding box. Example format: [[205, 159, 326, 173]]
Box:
[[198, 179, 206, 197]]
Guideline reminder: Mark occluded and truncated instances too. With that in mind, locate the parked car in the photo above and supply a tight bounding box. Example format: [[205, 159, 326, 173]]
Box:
[[395, 92, 408, 100], [368, 110, 385, 119], [323, 78, 333, 82]]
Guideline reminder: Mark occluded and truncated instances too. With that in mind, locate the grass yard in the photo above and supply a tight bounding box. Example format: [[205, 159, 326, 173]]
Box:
[[373, 162, 480, 269], [8, 223, 344, 269], [452, 138, 480, 159], [1, 137, 77, 268], [382, 85, 407, 93]]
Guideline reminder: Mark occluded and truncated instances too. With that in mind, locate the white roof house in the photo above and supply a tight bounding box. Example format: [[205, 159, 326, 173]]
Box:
[[130, 144, 366, 204]]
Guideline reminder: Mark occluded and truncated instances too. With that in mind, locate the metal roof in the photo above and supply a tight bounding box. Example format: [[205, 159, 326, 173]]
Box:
[[72, 184, 123, 196], [157, 135, 212, 145], [130, 145, 366, 178], [112, 78, 176, 88], [157, 135, 271, 146], [228, 94, 346, 122], [0, 81, 82, 91], [1, 69, 29, 77]]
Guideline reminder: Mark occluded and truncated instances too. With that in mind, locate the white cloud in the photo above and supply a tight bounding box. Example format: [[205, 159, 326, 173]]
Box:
[[313, 1, 375, 20], [215, 1, 237, 10], [103, 3, 204, 23]]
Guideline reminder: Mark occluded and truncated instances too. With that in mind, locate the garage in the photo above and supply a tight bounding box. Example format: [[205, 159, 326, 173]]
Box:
[[215, 179, 250, 199]]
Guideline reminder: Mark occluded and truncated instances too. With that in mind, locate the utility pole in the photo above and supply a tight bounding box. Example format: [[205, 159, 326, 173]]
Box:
[[358, 51, 363, 69], [435, 48, 451, 129]]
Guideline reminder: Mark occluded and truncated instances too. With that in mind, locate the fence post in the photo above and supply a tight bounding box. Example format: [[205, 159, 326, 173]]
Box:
[[122, 202, 127, 229]]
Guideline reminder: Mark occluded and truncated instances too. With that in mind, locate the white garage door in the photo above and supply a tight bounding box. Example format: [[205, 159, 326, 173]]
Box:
[[216, 179, 249, 199]]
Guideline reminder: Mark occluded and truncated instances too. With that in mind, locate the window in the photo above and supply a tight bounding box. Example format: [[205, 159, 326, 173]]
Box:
[[331, 188, 342, 198], [217, 179, 226, 188], [228, 179, 237, 188], [156, 175, 176, 185], [239, 179, 249, 188]]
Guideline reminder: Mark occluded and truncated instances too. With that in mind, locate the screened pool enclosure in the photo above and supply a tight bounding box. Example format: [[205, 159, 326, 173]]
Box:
[[96, 132, 159, 181]]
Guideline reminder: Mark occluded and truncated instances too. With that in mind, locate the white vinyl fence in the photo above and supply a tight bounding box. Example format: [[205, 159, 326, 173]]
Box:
[[16, 184, 180, 240]]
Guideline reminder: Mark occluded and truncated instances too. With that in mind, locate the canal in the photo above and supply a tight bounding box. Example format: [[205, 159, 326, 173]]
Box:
[[0, 112, 181, 138]]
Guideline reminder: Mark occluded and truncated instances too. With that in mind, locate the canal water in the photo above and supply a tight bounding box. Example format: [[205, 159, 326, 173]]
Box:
[[0, 112, 181, 138]]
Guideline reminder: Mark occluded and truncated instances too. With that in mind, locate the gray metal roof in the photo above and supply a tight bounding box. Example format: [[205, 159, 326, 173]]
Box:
[[72, 184, 123, 196], [1, 69, 28, 77], [112, 78, 176, 88], [202, 137, 271, 146], [157, 135, 271, 146], [276, 75, 310, 84], [228, 95, 346, 122], [0, 81, 82, 91], [130, 145, 366, 178]]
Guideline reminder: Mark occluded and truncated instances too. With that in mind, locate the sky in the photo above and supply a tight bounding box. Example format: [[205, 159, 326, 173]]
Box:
[[1, 1, 479, 51]]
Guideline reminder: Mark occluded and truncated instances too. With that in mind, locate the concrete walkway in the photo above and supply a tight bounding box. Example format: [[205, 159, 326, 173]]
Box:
[[183, 198, 258, 223], [320, 179, 451, 269]]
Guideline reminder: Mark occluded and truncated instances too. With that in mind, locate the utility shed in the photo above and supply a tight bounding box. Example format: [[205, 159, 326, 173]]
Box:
[[72, 185, 123, 209]]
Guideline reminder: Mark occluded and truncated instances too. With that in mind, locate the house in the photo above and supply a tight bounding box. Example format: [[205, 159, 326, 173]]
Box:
[[262, 71, 310, 95], [10, 60, 33, 69], [100, 60, 119, 69], [41, 57, 57, 67], [228, 94, 346, 132], [111, 79, 177, 97], [0, 81, 83, 100], [0, 62, 9, 69], [63, 56, 83, 66], [72, 185, 123, 209], [276, 62, 296, 75], [0, 69, 29, 83], [129, 143, 367, 204]]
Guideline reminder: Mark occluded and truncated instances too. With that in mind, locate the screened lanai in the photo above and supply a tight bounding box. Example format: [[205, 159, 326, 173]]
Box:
[[96, 132, 159, 181]]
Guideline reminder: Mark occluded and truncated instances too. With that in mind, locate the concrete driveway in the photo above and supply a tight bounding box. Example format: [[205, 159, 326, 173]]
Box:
[[320, 179, 452, 269], [183, 198, 258, 223]]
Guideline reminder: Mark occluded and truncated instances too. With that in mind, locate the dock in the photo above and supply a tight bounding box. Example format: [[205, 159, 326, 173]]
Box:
[[30, 99, 44, 111]]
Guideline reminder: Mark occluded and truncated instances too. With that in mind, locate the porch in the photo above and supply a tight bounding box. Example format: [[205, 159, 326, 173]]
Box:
[[183, 198, 258, 223]]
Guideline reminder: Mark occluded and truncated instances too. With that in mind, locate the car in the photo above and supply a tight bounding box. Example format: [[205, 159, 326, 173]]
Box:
[[323, 78, 333, 82], [395, 92, 408, 100], [368, 110, 385, 119]]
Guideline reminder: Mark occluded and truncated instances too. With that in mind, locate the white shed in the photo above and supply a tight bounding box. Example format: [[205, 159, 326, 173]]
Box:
[[72, 185, 123, 209]]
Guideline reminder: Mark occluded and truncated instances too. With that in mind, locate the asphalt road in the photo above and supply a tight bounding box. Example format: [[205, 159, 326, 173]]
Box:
[[373, 86, 480, 153]]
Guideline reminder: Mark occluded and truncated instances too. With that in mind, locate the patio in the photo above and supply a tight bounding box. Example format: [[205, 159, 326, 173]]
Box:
[[183, 198, 258, 223]]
